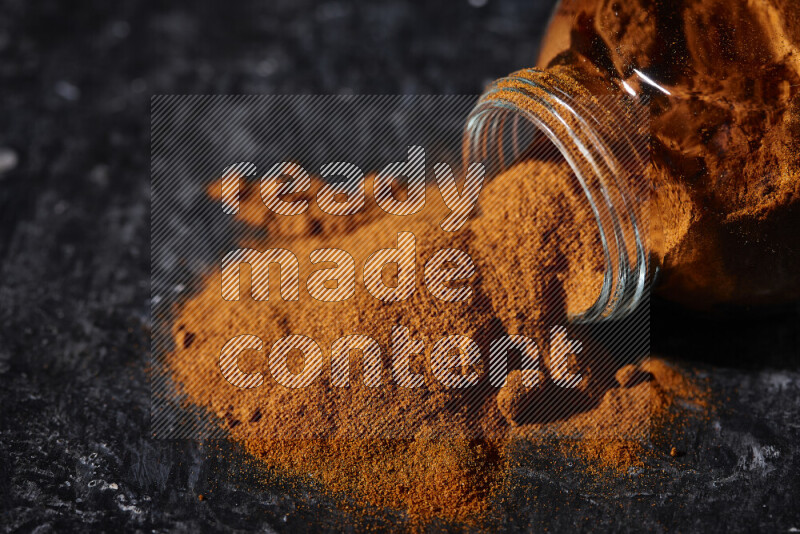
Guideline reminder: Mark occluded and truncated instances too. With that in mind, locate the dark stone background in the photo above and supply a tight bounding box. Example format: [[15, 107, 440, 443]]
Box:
[[0, 0, 798, 531]]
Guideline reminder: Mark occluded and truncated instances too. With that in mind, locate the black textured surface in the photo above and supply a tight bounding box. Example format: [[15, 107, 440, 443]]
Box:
[[1, 0, 799, 532]]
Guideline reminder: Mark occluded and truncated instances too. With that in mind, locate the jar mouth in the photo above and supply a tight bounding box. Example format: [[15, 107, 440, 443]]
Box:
[[464, 69, 651, 323]]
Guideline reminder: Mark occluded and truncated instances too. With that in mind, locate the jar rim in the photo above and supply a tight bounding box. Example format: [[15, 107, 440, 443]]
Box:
[[464, 70, 651, 323]]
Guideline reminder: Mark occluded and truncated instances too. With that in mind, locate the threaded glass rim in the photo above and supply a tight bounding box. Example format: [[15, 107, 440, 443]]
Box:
[[464, 70, 650, 322]]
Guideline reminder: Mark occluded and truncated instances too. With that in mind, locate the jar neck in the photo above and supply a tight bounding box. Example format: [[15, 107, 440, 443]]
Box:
[[464, 67, 651, 322]]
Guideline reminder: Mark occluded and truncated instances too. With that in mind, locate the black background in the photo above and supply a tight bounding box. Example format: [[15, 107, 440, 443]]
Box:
[[1, 0, 799, 531]]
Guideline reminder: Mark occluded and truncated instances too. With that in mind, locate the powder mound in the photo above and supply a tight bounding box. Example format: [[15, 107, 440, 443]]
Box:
[[168, 160, 709, 525], [231, 356, 706, 525]]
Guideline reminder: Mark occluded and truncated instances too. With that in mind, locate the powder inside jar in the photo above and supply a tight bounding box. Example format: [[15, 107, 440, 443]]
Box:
[[472, 159, 606, 326]]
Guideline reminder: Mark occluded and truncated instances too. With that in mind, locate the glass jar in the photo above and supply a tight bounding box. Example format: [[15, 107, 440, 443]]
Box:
[[464, 0, 800, 318]]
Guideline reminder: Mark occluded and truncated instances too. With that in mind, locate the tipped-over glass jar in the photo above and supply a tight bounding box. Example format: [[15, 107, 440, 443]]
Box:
[[465, 0, 800, 320]]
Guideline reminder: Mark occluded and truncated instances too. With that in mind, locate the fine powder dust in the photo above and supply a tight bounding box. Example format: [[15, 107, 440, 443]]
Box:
[[167, 160, 709, 525]]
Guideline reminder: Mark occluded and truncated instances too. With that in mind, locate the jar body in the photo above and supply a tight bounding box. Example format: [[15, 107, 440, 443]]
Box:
[[499, 0, 800, 309]]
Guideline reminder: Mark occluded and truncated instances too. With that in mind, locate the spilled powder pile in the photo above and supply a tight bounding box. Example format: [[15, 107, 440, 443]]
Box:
[[168, 160, 709, 525]]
